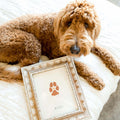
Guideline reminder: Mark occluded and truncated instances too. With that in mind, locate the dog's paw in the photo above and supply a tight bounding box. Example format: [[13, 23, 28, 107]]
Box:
[[91, 78, 105, 90], [112, 64, 120, 76], [49, 82, 59, 96], [87, 74, 105, 90]]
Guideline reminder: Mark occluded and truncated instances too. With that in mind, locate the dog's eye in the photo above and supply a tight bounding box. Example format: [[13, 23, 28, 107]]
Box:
[[84, 23, 89, 29], [67, 21, 72, 27]]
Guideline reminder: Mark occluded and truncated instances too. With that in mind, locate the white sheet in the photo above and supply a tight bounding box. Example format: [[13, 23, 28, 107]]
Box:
[[0, 0, 120, 120]]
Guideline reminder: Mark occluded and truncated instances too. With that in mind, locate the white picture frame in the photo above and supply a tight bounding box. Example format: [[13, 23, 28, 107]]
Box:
[[21, 56, 90, 120]]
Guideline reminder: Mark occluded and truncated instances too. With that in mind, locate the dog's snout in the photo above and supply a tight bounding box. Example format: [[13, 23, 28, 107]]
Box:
[[70, 45, 80, 54]]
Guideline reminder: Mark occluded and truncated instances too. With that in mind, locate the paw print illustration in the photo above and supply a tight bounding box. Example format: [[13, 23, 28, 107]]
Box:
[[49, 82, 59, 96]]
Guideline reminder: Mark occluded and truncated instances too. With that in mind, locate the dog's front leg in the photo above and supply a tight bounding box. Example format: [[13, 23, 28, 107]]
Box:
[[74, 61, 105, 90], [91, 45, 120, 76]]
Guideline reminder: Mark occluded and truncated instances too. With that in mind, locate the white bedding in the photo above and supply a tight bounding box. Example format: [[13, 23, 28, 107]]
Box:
[[0, 0, 120, 120]]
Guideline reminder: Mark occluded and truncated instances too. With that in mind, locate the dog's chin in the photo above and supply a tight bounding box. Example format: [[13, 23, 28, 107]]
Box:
[[67, 53, 81, 58], [67, 51, 90, 58], [66, 48, 91, 58], [61, 49, 81, 58]]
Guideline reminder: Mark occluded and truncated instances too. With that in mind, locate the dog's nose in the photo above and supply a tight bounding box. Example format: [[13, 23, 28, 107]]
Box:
[[70, 45, 80, 54]]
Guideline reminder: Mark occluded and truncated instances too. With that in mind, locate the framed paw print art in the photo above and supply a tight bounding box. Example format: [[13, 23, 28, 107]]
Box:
[[21, 56, 90, 120]]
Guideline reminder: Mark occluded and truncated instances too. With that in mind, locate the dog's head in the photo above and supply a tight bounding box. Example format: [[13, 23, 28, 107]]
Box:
[[54, 0, 101, 57]]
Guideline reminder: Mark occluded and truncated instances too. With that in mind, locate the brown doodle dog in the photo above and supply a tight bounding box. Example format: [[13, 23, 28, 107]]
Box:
[[0, 0, 120, 90]]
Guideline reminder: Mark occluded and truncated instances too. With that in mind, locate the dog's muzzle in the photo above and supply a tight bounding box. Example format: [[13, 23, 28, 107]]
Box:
[[70, 45, 80, 54]]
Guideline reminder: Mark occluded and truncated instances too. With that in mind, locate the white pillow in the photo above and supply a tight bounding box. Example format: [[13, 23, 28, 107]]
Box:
[[0, 0, 120, 120]]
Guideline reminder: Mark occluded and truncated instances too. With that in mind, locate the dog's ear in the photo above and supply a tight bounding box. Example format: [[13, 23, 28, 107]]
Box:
[[54, 9, 66, 38], [94, 15, 101, 40]]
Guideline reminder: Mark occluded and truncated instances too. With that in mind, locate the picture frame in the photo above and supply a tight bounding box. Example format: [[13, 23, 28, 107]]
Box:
[[21, 56, 90, 120]]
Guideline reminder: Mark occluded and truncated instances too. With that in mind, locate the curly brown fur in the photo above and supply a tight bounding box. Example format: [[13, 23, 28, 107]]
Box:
[[0, 0, 120, 90], [91, 45, 120, 75], [74, 61, 105, 90]]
